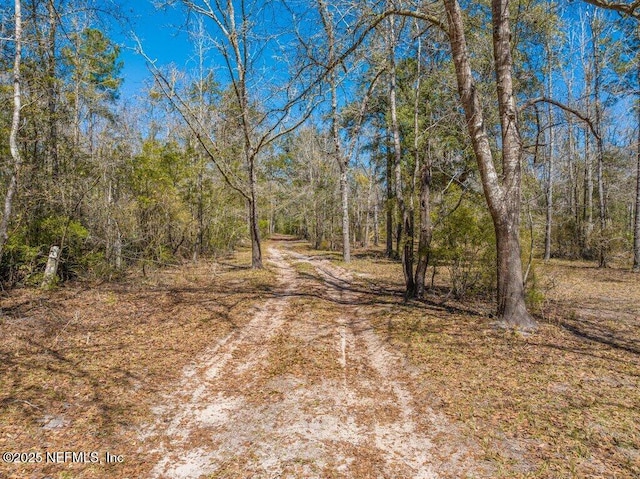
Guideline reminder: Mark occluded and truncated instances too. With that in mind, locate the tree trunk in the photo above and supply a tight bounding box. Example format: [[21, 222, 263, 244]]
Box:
[[339, 165, 351, 262], [114, 230, 122, 270], [596, 136, 607, 267], [373, 188, 380, 246], [544, 150, 553, 261], [386, 146, 394, 257], [46, 0, 58, 177], [634, 97, 640, 271], [388, 18, 415, 296], [415, 157, 432, 298], [364, 173, 372, 248], [544, 52, 554, 261], [580, 15, 595, 258], [495, 219, 530, 322], [249, 157, 263, 269], [444, 0, 536, 330], [195, 165, 204, 260], [583, 130, 594, 255], [320, 0, 350, 262], [590, 15, 608, 268], [0, 0, 22, 265]]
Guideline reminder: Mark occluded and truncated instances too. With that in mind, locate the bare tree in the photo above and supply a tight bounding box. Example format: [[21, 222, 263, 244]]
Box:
[[318, 0, 351, 262], [0, 0, 22, 264], [635, 81, 640, 270], [386, 14, 416, 295], [143, 0, 315, 268], [313, 0, 383, 261], [580, 0, 640, 270]]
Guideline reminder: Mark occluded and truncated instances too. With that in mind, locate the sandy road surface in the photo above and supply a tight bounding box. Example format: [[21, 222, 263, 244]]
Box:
[[143, 244, 478, 478]]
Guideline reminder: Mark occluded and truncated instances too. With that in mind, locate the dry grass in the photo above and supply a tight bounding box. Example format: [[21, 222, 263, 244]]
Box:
[[0, 247, 275, 479], [2, 239, 638, 478], [331, 246, 640, 478]]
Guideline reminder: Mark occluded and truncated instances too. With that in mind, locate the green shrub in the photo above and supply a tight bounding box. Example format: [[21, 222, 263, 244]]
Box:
[[431, 199, 496, 298]]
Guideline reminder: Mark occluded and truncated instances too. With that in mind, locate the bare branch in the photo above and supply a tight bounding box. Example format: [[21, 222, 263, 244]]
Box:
[[519, 96, 600, 140], [135, 36, 251, 200]]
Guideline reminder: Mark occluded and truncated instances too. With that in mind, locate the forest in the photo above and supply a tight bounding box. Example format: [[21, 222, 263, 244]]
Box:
[[1, 0, 639, 478]]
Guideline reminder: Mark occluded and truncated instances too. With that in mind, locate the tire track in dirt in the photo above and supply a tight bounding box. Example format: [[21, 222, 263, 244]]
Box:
[[144, 244, 478, 478], [144, 247, 296, 478], [286, 250, 441, 478]]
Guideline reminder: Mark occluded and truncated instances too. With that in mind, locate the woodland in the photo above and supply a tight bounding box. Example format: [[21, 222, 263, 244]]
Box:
[[2, 0, 640, 326], [1, 1, 640, 477]]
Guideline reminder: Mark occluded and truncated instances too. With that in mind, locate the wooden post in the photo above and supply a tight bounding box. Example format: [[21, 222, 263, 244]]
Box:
[[41, 245, 60, 288]]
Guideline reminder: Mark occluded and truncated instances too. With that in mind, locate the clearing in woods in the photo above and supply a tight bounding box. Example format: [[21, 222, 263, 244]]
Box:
[[1, 237, 639, 478]]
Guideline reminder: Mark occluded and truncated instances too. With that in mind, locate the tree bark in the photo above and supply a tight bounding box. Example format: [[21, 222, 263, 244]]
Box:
[[0, 0, 22, 265], [388, 17, 415, 296], [364, 171, 372, 247], [591, 14, 608, 267], [415, 153, 432, 298], [544, 47, 554, 261], [386, 144, 394, 257], [339, 164, 351, 262], [443, 0, 536, 330], [634, 95, 640, 271], [373, 189, 380, 246], [412, 34, 431, 298], [249, 157, 263, 269], [320, 0, 350, 262]]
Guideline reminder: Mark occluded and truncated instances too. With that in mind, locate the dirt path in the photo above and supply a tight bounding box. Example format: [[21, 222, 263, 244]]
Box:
[[144, 244, 477, 478]]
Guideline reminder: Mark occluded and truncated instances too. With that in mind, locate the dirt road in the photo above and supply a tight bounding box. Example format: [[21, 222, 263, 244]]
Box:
[[144, 244, 478, 478]]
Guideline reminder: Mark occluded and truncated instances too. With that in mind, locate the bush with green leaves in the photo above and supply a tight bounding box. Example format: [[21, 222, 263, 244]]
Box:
[[431, 198, 496, 299]]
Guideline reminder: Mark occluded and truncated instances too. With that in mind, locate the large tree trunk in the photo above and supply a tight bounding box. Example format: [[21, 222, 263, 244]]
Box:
[[0, 0, 22, 264], [495, 218, 530, 321], [443, 0, 536, 330]]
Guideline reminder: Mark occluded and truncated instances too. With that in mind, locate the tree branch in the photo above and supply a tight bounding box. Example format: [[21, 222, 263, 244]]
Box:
[[579, 0, 640, 19], [135, 38, 251, 200], [519, 96, 600, 140]]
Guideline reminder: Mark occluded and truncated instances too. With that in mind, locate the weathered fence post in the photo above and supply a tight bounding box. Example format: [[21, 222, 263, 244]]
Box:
[[41, 245, 60, 288]]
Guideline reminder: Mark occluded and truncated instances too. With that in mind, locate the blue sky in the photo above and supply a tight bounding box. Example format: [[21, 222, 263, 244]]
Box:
[[115, 1, 193, 99], [113, 0, 306, 103]]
